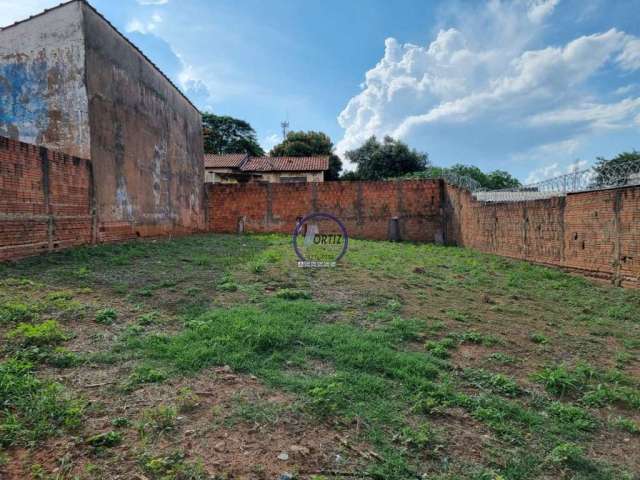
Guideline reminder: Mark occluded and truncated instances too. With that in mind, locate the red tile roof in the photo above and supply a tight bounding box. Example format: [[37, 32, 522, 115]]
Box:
[[241, 156, 329, 172], [204, 153, 248, 168]]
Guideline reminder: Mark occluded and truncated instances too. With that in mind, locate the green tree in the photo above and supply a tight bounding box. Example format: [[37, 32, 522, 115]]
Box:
[[485, 169, 521, 190], [399, 163, 520, 190], [270, 131, 342, 180], [593, 150, 640, 187], [448, 164, 520, 190], [340, 171, 362, 181], [202, 113, 264, 156], [345, 136, 428, 180]]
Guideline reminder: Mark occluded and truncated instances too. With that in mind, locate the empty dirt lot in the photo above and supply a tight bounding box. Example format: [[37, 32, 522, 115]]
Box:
[[1, 234, 639, 479]]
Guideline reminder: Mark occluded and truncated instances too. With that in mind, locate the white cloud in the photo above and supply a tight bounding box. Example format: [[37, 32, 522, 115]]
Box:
[[614, 84, 638, 96], [618, 37, 640, 71], [336, 0, 640, 171], [525, 158, 588, 183], [528, 97, 640, 129], [126, 12, 163, 34], [261, 133, 281, 152], [527, 0, 559, 23]]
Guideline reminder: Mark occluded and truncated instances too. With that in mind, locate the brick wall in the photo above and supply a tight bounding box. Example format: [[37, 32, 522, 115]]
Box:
[[3, 137, 638, 288], [0, 136, 94, 261], [207, 180, 444, 242], [444, 185, 640, 287]]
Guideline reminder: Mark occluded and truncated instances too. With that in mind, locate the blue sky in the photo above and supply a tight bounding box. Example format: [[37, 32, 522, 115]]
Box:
[[1, 0, 639, 181]]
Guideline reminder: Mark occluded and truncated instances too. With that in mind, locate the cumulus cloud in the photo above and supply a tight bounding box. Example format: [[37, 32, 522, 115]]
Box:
[[527, 0, 560, 23], [336, 0, 640, 177], [618, 38, 640, 71], [126, 12, 163, 35]]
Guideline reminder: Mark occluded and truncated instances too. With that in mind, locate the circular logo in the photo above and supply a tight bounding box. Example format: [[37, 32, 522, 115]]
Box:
[[292, 213, 349, 268]]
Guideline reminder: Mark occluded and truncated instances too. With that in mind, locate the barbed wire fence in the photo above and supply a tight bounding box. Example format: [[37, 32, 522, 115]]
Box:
[[471, 158, 640, 202]]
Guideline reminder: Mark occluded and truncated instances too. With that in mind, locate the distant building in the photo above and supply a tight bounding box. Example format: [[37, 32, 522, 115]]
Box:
[[0, 0, 204, 238], [204, 154, 329, 183]]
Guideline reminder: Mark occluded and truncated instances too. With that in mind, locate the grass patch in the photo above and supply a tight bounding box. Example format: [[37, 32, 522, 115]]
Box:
[[6, 320, 70, 347], [1, 234, 639, 478], [0, 359, 83, 447]]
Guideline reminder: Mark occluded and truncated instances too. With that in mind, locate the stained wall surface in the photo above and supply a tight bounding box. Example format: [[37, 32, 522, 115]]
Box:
[[82, 3, 205, 240], [0, 1, 205, 240], [207, 180, 445, 243], [0, 2, 90, 158]]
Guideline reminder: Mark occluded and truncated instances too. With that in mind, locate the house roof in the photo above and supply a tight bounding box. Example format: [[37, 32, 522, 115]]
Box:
[[204, 154, 330, 172], [204, 153, 249, 168], [242, 156, 330, 172]]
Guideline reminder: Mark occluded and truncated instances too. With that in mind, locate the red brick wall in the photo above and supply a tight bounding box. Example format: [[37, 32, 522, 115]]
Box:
[[207, 180, 444, 242], [444, 185, 640, 287], [0, 136, 94, 261], [3, 135, 638, 288]]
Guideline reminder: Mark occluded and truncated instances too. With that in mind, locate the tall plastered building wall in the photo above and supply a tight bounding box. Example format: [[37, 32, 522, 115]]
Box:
[[0, 2, 90, 158], [0, 0, 205, 239]]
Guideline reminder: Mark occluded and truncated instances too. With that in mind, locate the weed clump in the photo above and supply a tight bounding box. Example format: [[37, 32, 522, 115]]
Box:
[[6, 320, 69, 347], [87, 431, 122, 449], [138, 405, 177, 437], [275, 288, 311, 300], [140, 451, 208, 480], [0, 301, 37, 324], [96, 308, 118, 325]]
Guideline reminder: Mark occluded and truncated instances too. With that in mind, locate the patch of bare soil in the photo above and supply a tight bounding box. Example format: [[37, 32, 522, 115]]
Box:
[[2, 367, 370, 480]]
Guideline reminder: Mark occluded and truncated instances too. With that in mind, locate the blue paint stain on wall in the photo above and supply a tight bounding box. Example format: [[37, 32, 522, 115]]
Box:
[[0, 58, 49, 142]]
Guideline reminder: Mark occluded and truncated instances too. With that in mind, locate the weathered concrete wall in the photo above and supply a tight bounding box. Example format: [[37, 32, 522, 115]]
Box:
[[81, 3, 205, 240], [0, 2, 90, 158]]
